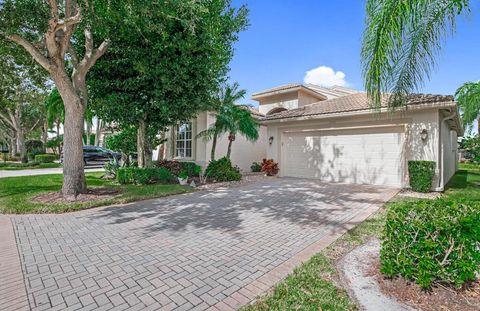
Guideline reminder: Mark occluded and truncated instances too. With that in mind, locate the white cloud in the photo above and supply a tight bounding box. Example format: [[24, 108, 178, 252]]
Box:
[[303, 66, 348, 87]]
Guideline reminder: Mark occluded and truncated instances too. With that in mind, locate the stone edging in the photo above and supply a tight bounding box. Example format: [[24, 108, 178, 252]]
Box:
[[0, 215, 30, 311]]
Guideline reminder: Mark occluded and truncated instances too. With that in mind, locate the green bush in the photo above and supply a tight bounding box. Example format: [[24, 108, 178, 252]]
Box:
[[408, 160, 435, 192], [0, 161, 40, 168], [206, 157, 241, 182], [156, 160, 201, 177], [250, 162, 261, 172], [381, 198, 480, 289], [462, 135, 480, 163], [35, 154, 57, 163], [117, 167, 174, 185], [180, 162, 202, 177]]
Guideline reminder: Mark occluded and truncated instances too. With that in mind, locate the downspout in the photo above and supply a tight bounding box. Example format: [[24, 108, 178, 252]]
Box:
[[436, 109, 457, 191]]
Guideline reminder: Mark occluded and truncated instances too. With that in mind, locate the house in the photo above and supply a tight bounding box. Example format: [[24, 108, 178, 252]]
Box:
[[162, 83, 463, 191]]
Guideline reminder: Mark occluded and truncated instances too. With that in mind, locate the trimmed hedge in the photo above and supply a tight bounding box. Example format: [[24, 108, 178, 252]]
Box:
[[35, 154, 57, 163], [117, 167, 174, 185], [408, 160, 435, 192], [206, 157, 241, 182], [381, 198, 480, 289]]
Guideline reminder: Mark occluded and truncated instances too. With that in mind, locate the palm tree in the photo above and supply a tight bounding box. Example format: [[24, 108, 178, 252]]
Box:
[[197, 82, 259, 160], [455, 81, 480, 132], [45, 88, 64, 153], [361, 0, 471, 109]]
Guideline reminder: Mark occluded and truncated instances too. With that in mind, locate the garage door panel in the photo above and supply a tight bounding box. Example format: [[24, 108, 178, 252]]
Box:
[[282, 130, 404, 187]]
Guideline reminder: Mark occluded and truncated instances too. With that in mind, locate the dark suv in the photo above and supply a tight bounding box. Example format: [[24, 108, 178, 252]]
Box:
[[61, 146, 121, 166]]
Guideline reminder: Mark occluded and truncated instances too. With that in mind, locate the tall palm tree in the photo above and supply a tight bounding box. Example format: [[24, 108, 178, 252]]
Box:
[[456, 81, 480, 132], [361, 0, 471, 109], [197, 82, 259, 160]]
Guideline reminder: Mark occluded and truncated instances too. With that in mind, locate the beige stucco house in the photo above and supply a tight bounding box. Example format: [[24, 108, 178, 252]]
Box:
[[160, 83, 462, 191]]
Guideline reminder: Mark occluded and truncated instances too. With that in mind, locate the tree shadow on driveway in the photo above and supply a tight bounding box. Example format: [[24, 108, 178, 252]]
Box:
[[89, 178, 396, 237]]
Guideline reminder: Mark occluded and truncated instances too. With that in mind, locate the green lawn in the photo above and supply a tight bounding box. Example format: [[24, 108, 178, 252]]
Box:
[[243, 165, 480, 311], [0, 173, 192, 214], [0, 162, 62, 170]]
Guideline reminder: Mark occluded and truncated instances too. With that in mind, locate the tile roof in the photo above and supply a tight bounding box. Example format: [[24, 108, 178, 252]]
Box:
[[261, 93, 455, 121], [238, 105, 265, 119], [251, 84, 302, 97]]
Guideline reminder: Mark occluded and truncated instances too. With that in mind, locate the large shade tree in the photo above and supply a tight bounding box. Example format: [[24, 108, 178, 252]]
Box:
[[89, 0, 248, 168], [361, 0, 471, 109], [0, 0, 122, 198], [0, 54, 47, 161]]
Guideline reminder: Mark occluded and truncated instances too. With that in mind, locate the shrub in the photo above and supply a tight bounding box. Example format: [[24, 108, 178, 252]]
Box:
[[205, 157, 241, 182], [180, 162, 202, 177], [261, 158, 279, 176], [156, 160, 182, 175], [250, 162, 262, 172], [462, 135, 480, 163], [104, 160, 120, 177], [156, 160, 201, 177], [117, 167, 174, 185], [26, 140, 44, 161], [381, 198, 480, 289], [408, 160, 435, 192], [35, 154, 57, 163]]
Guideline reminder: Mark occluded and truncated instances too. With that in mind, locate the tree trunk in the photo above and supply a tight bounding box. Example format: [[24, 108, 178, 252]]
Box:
[[226, 132, 235, 159], [10, 135, 17, 158], [94, 118, 102, 146], [85, 121, 92, 146], [14, 108, 27, 163], [137, 117, 152, 168], [210, 133, 218, 161], [17, 127, 26, 163], [55, 76, 87, 199], [477, 117, 480, 134], [157, 132, 165, 161], [56, 122, 62, 154], [42, 120, 48, 153]]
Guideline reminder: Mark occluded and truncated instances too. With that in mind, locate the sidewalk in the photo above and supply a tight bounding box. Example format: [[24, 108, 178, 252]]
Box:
[[0, 167, 103, 178]]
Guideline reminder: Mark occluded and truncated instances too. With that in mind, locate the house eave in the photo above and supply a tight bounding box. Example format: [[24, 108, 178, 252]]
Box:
[[251, 86, 327, 101], [260, 101, 462, 135]]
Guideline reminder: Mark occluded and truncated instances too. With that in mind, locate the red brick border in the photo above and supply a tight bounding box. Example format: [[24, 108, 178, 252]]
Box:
[[0, 216, 30, 311], [210, 190, 399, 310]]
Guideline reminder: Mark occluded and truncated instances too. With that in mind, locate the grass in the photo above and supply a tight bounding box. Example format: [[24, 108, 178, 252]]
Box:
[[243, 166, 480, 311], [0, 162, 62, 170], [0, 172, 192, 214]]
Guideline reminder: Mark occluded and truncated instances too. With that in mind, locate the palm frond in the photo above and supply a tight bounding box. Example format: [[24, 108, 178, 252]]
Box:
[[196, 125, 218, 141], [455, 81, 480, 130], [362, 0, 469, 109]]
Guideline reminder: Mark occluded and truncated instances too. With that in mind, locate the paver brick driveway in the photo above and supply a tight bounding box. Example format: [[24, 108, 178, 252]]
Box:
[[2, 178, 398, 311]]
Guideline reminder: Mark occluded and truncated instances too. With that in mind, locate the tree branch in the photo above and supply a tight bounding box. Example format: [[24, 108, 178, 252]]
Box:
[[0, 111, 14, 128], [68, 45, 79, 67], [5, 35, 53, 72], [76, 35, 111, 76]]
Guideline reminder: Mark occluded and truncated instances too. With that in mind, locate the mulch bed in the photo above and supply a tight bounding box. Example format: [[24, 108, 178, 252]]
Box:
[[33, 188, 121, 204], [372, 260, 480, 311]]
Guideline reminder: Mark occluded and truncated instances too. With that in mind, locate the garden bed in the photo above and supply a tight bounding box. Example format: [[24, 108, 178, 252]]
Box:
[[376, 265, 480, 311], [0, 173, 192, 214], [33, 187, 121, 204]]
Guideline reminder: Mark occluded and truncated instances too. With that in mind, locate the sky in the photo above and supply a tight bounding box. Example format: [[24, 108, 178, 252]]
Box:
[[229, 0, 480, 113]]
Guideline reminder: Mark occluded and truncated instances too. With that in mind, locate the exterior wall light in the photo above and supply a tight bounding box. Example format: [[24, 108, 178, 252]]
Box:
[[420, 129, 428, 141], [269, 136, 274, 145]]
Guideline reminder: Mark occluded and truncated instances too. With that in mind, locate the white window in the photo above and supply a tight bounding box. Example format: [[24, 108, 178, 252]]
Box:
[[175, 122, 192, 158]]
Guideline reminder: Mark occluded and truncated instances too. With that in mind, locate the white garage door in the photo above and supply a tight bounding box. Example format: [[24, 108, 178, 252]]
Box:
[[282, 127, 405, 187]]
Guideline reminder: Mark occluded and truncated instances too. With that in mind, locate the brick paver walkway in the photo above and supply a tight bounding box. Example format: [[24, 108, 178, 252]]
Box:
[[2, 178, 398, 311]]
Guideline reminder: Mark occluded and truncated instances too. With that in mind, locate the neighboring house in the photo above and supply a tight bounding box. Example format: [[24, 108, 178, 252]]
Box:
[[162, 83, 463, 191]]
